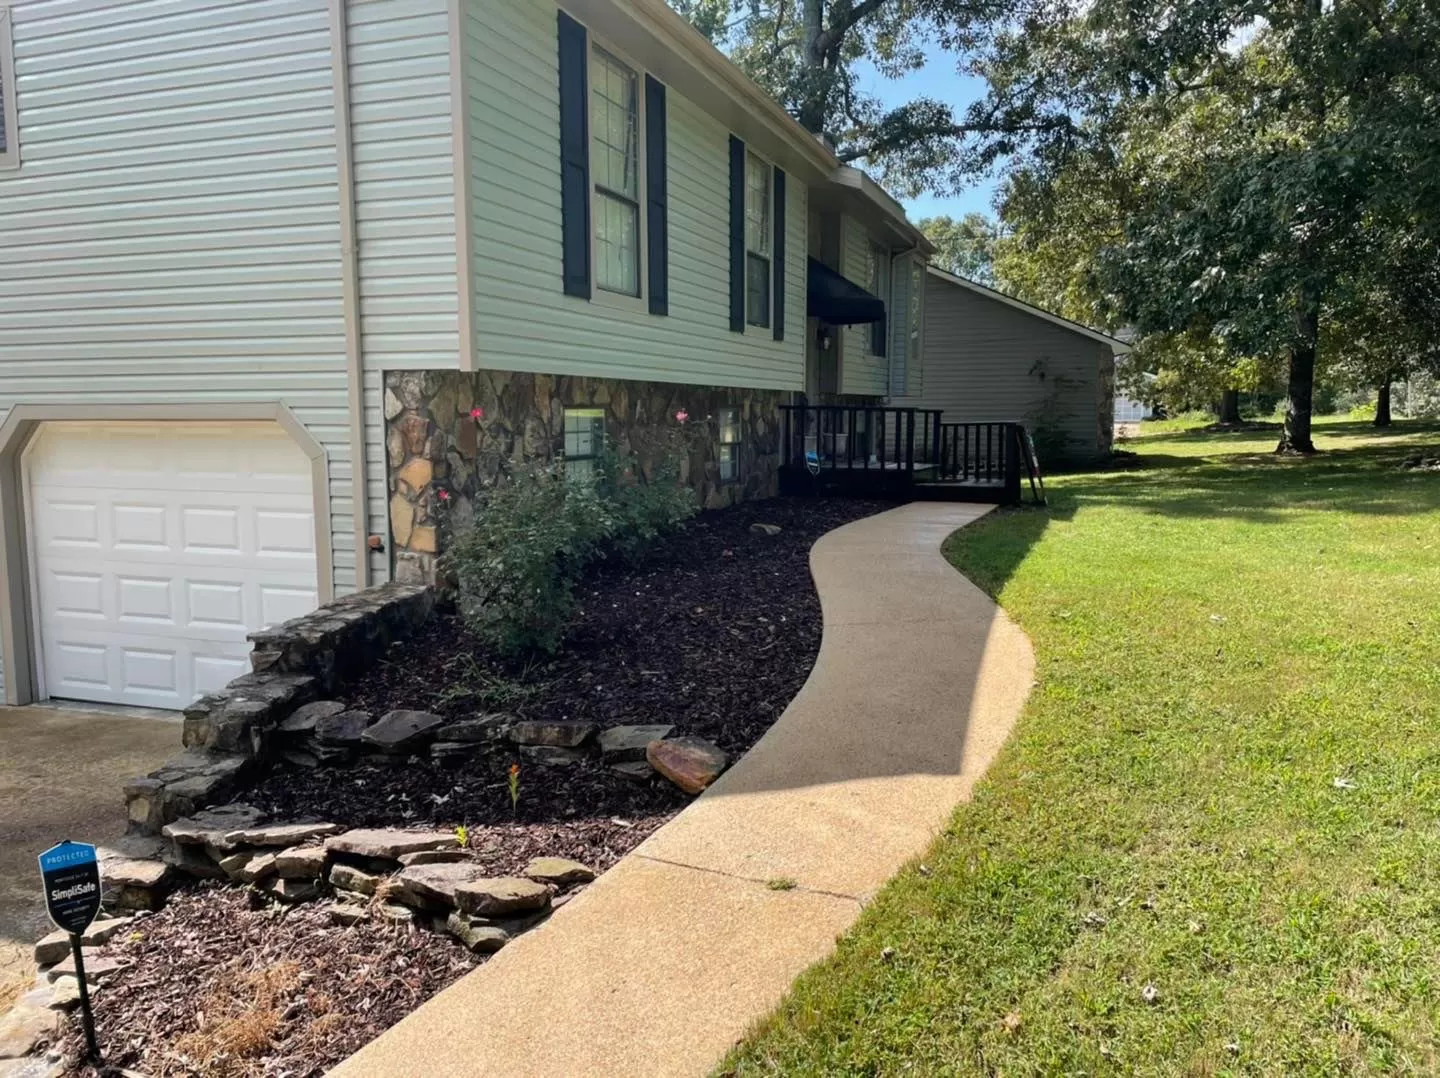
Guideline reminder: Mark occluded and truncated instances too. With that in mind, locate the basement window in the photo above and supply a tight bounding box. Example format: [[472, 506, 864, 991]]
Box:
[[718, 408, 740, 483], [563, 408, 606, 481]]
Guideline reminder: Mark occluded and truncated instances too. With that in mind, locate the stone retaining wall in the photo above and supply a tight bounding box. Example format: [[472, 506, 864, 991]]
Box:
[[124, 582, 435, 834], [385, 369, 784, 582]]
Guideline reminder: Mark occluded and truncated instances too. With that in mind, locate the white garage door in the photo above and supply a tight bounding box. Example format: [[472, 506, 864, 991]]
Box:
[[27, 422, 321, 709]]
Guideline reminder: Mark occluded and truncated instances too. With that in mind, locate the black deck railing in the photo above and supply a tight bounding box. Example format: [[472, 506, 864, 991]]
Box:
[[780, 405, 1039, 505]]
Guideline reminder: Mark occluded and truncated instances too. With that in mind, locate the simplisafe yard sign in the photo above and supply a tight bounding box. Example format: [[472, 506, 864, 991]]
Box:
[[37, 841, 103, 1062], [38, 841, 101, 933]]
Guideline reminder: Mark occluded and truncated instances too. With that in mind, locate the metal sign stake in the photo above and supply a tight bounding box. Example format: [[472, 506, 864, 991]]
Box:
[[68, 933, 100, 1063]]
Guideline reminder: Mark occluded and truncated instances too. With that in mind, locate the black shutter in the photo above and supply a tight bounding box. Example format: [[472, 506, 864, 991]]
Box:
[[772, 167, 786, 341], [729, 135, 745, 332], [645, 75, 668, 316], [557, 11, 591, 299]]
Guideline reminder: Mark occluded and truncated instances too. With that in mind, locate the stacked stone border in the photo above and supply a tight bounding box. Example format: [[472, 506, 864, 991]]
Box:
[[123, 581, 436, 836]]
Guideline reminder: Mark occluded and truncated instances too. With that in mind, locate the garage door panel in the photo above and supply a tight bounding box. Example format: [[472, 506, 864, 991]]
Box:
[[29, 421, 320, 709]]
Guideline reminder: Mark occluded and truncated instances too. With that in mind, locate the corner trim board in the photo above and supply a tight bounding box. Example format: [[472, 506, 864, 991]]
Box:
[[0, 404, 335, 707], [329, 0, 369, 588], [449, 0, 479, 369]]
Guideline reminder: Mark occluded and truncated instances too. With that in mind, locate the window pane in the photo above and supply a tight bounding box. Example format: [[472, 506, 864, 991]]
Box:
[[564, 409, 606, 482], [595, 192, 640, 296], [718, 407, 740, 444], [745, 153, 770, 255], [746, 253, 770, 327], [590, 48, 638, 200], [718, 444, 738, 483]]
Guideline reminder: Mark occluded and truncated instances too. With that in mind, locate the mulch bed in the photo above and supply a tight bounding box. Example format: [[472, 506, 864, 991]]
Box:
[[54, 496, 889, 1076], [58, 886, 475, 1077], [244, 496, 890, 872]]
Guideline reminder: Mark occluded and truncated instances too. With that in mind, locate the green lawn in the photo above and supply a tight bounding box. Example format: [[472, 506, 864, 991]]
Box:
[[723, 417, 1440, 1075]]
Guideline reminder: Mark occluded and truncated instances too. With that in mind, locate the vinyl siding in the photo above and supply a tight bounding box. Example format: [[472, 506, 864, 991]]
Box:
[[0, 0, 357, 654], [840, 213, 887, 397], [463, 0, 807, 391], [346, 0, 459, 583], [893, 271, 1109, 456]]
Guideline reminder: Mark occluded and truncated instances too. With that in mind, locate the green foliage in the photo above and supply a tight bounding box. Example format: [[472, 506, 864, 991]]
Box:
[[916, 212, 999, 283], [444, 429, 698, 658], [430, 653, 551, 711], [724, 416, 1440, 1073]]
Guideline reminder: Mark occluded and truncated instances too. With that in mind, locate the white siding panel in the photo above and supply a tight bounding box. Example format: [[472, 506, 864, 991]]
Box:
[[893, 272, 1107, 454], [347, 0, 459, 585], [464, 0, 807, 391], [0, 0, 356, 618]]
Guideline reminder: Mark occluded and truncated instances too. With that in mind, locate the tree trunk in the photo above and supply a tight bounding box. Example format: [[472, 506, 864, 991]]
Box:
[[1276, 287, 1321, 454], [1374, 380, 1392, 427], [1218, 388, 1241, 425], [797, 0, 828, 135]]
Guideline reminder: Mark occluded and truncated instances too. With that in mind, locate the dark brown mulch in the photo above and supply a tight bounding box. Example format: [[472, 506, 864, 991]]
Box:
[[245, 496, 891, 874], [57, 886, 477, 1077], [58, 497, 887, 1077]]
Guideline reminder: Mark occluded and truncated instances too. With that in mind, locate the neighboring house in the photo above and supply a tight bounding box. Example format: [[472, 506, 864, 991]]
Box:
[[1114, 393, 1155, 425], [892, 268, 1131, 463], [0, 0, 929, 709]]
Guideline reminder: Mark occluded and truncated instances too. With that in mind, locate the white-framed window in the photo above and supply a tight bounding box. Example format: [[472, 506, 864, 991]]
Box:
[[590, 44, 643, 299], [717, 408, 740, 483], [563, 407, 606, 480], [744, 151, 772, 328], [0, 6, 18, 172]]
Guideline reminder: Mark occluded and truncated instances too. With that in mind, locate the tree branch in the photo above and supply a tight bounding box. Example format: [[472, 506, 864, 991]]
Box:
[[814, 0, 895, 56]]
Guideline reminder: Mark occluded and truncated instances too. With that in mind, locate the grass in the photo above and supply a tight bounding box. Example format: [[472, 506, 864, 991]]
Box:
[[721, 416, 1440, 1075]]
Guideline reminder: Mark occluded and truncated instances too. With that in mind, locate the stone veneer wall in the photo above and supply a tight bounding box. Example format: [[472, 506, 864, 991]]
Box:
[[385, 370, 785, 582]]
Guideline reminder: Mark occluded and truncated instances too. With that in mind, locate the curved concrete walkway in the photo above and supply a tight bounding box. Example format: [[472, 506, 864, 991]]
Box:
[[331, 502, 1035, 1078]]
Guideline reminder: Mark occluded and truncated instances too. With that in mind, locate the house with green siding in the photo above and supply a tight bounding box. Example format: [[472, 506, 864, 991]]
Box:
[[0, 0, 929, 710]]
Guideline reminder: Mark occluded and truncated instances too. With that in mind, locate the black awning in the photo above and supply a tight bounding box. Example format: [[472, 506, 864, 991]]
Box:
[[807, 257, 885, 325]]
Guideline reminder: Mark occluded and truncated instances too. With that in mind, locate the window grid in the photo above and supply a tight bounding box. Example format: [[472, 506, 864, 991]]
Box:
[[745, 152, 771, 328], [564, 408, 607, 481], [591, 46, 641, 297], [718, 407, 741, 484]]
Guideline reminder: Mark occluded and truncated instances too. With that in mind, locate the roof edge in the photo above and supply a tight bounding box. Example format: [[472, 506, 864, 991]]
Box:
[[925, 266, 1133, 353]]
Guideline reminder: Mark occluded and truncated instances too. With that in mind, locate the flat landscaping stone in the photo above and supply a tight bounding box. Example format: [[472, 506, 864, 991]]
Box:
[[443, 911, 510, 954], [394, 862, 493, 910], [46, 977, 82, 1011], [34, 918, 129, 966], [598, 724, 674, 762], [454, 877, 550, 918], [431, 741, 481, 764], [610, 760, 655, 782], [222, 821, 342, 847], [163, 804, 265, 847], [220, 851, 277, 884], [646, 736, 728, 795], [329, 863, 383, 896], [313, 710, 374, 745], [522, 857, 596, 886], [265, 878, 321, 903], [329, 903, 370, 927], [362, 709, 444, 753], [278, 699, 346, 735], [437, 714, 514, 742], [45, 954, 128, 985], [0, 1004, 58, 1061], [508, 719, 596, 748], [519, 745, 585, 766], [397, 849, 475, 867], [326, 828, 459, 860], [163, 841, 227, 880], [750, 522, 782, 536], [100, 856, 171, 889], [274, 845, 329, 879]]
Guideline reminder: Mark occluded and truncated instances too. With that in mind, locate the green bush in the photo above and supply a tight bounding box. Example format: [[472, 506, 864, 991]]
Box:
[[444, 428, 698, 657]]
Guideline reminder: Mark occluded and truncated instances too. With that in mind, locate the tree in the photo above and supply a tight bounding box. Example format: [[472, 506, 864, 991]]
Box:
[[950, 0, 1440, 453], [669, 0, 1053, 194], [917, 213, 999, 282]]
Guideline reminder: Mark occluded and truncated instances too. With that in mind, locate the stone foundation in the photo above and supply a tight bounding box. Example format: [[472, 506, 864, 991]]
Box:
[[385, 369, 784, 582], [124, 582, 436, 834]]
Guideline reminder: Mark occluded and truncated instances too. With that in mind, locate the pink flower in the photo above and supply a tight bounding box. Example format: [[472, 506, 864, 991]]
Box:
[[470, 407, 485, 420], [437, 488, 451, 502], [675, 410, 689, 423]]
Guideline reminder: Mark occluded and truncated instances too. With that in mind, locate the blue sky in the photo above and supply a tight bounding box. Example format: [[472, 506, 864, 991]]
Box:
[[852, 43, 999, 223]]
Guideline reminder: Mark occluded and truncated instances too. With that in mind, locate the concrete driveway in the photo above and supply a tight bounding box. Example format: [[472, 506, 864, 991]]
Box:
[[0, 705, 178, 1005]]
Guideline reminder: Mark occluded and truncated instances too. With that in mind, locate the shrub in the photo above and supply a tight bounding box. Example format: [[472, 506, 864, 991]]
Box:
[[445, 464, 613, 657], [444, 421, 699, 657]]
